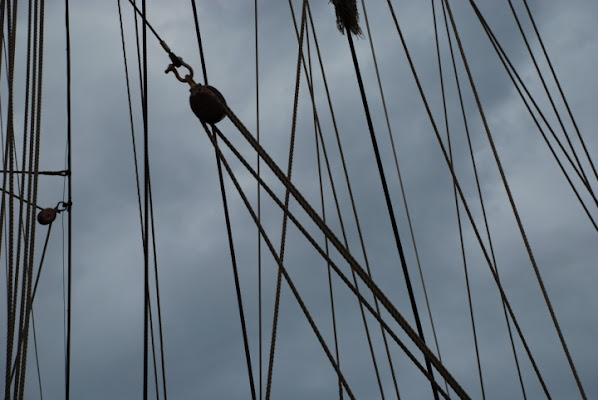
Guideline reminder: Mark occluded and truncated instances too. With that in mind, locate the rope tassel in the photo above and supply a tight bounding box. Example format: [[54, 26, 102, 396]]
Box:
[[330, 0, 362, 36]]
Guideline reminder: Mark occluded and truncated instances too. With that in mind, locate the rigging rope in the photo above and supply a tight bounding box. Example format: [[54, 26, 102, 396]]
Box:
[[303, 14, 343, 400], [466, 3, 598, 230], [209, 119, 467, 400], [212, 128, 257, 400], [64, 0, 73, 398], [206, 122, 360, 400], [445, 2, 587, 397], [520, 0, 598, 183], [345, 26, 440, 400], [266, 3, 306, 398], [187, 4, 256, 397], [292, 3, 388, 397], [437, 0, 527, 397], [254, 1, 263, 399], [431, 0, 486, 397]]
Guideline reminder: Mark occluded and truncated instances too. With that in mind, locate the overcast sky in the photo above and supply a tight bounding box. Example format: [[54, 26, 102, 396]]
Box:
[[1, 0, 597, 399]]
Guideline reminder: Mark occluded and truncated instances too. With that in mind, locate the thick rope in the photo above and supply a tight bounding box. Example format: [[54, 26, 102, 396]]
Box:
[[211, 121, 463, 400], [205, 125, 359, 400], [2, 1, 20, 396], [265, 3, 306, 398], [17, 2, 45, 396]]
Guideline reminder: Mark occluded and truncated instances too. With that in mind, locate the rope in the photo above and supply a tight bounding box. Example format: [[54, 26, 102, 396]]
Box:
[[265, 3, 306, 399], [345, 28, 440, 400], [206, 125, 358, 400], [431, 1, 486, 397], [141, 1, 150, 398], [17, 2, 45, 395], [303, 13, 343, 400], [148, 178, 168, 400], [384, 0, 559, 395], [31, 311, 44, 400], [187, 5, 255, 397], [190, 0, 208, 85], [467, 4, 598, 230], [212, 127, 257, 400], [2, 1, 20, 395], [520, 0, 598, 183], [505, 0, 592, 192], [211, 121, 465, 400], [292, 4, 387, 397], [254, 1, 263, 398], [438, 0, 526, 396], [126, 0, 164, 44], [64, 0, 73, 397], [445, 2, 587, 397]]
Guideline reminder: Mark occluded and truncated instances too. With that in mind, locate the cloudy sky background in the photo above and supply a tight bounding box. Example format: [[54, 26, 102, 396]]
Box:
[[1, 0, 597, 399]]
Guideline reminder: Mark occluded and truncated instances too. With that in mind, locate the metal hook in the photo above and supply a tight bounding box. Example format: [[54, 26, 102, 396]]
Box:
[[165, 55, 196, 88], [55, 201, 71, 213]]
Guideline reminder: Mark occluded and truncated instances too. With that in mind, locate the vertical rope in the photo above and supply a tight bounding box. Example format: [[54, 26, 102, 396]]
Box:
[[254, 1, 263, 398], [265, 3, 306, 398], [141, 1, 149, 399], [64, 0, 73, 398]]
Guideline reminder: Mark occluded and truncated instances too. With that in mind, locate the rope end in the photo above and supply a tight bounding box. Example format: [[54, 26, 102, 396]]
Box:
[[330, 0, 363, 36]]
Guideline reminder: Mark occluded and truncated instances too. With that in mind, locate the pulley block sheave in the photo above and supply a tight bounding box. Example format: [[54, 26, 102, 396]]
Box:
[[37, 208, 57, 225], [189, 85, 227, 124]]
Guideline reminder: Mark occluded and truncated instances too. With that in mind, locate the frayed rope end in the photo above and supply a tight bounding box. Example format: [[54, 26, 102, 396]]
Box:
[[330, 0, 363, 36]]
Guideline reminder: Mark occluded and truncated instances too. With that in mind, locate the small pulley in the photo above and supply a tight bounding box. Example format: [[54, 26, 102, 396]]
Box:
[[164, 47, 227, 124], [37, 201, 70, 225], [189, 85, 227, 125], [37, 208, 57, 225]]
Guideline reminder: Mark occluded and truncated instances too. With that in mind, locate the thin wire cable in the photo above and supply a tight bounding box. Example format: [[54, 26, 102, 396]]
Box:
[[31, 310, 43, 400], [190, 0, 208, 85], [290, 4, 387, 398], [141, 0, 149, 398], [206, 124, 361, 400], [345, 29, 440, 400], [438, 0, 527, 396], [431, 1, 485, 397], [505, 0, 591, 192], [148, 177, 168, 400], [126, 0, 164, 44], [383, 0, 558, 394], [444, 2, 587, 397], [265, 3, 306, 398], [520, 0, 598, 183], [212, 128, 257, 400], [465, 3, 598, 230], [305, 17, 343, 400], [188, 4, 254, 396], [65, 0, 73, 398], [254, 1, 263, 398], [210, 121, 463, 400]]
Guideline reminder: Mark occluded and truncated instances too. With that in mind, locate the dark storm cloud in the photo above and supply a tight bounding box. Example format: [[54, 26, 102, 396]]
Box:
[[2, 0, 596, 399]]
